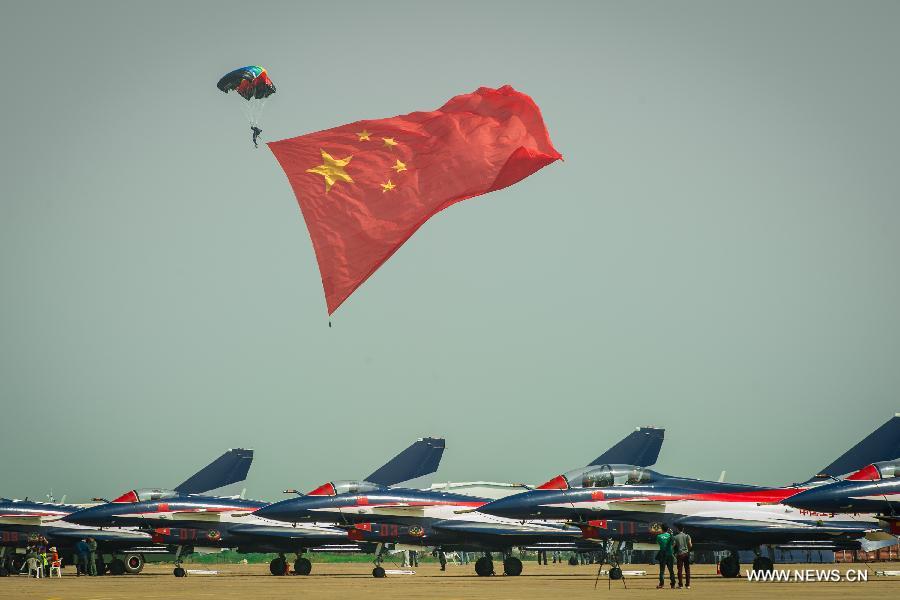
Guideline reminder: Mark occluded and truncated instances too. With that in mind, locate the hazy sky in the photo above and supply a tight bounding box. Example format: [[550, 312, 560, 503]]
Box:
[[2, 1, 898, 502]]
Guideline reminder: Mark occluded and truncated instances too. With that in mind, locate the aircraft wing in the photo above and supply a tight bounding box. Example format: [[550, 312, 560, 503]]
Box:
[[150, 509, 254, 522], [676, 515, 877, 547], [367, 504, 428, 518], [228, 524, 346, 542], [0, 515, 45, 526], [45, 528, 151, 543], [431, 520, 578, 536]]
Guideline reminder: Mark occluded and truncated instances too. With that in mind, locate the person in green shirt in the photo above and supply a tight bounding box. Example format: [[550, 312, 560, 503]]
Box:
[[656, 527, 676, 589]]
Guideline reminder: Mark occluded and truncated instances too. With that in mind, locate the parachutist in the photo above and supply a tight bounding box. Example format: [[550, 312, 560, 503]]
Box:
[[251, 126, 262, 148]]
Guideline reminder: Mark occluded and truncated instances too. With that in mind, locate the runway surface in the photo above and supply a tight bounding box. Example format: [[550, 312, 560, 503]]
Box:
[[2, 562, 898, 599]]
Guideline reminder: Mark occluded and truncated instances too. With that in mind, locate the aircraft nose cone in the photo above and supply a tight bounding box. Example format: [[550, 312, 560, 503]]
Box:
[[786, 487, 835, 512], [479, 494, 538, 519], [65, 506, 105, 526], [254, 500, 303, 523]]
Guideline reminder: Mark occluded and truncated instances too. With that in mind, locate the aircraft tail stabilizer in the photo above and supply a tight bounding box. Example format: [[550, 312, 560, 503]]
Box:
[[816, 414, 900, 479], [366, 437, 446, 486], [174, 448, 254, 494], [589, 427, 665, 467]]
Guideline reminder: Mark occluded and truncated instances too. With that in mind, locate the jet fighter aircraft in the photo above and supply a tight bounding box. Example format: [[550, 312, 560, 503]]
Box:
[[0, 448, 253, 576], [786, 459, 900, 539], [254, 427, 665, 577], [478, 415, 899, 577], [65, 438, 445, 576]]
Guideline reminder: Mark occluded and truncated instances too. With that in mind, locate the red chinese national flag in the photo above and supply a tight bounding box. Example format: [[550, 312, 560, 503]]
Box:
[[268, 85, 561, 314]]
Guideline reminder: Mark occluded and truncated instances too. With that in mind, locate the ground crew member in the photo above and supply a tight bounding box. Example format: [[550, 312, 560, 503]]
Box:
[[86, 537, 98, 576], [656, 527, 675, 589], [75, 539, 90, 576], [71, 546, 80, 575], [673, 524, 692, 588]]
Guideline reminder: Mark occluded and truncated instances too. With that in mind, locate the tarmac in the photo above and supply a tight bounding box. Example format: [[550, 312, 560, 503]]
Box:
[[1, 561, 898, 599]]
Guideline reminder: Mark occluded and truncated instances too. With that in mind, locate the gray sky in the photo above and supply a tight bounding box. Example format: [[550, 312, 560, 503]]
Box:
[[1, 1, 898, 502]]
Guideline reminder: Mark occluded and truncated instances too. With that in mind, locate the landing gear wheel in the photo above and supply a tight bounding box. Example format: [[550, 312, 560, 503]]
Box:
[[609, 566, 623, 580], [294, 558, 312, 576], [568, 555, 579, 566], [0, 566, 8, 577], [372, 566, 386, 578], [475, 556, 494, 576], [719, 555, 740, 578], [269, 557, 287, 576], [124, 554, 144, 574], [752, 556, 774, 573], [173, 567, 186, 577], [503, 557, 522, 576], [108, 559, 126, 575]]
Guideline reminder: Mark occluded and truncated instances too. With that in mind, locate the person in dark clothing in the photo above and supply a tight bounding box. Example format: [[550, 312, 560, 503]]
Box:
[[251, 126, 262, 148], [673, 525, 692, 588], [75, 539, 90, 576], [438, 550, 447, 571], [656, 528, 676, 589]]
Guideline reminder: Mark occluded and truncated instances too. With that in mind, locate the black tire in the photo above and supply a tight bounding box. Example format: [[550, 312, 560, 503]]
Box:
[[0, 566, 8, 577], [124, 554, 144, 574], [269, 557, 286, 576], [752, 556, 774, 573], [11, 556, 25, 573], [173, 567, 186, 577], [474, 556, 494, 576], [372, 566, 386, 578], [503, 557, 522, 576], [609, 566, 623, 580], [568, 555, 578, 566], [294, 557, 312, 576], [108, 559, 126, 576], [719, 555, 740, 578]]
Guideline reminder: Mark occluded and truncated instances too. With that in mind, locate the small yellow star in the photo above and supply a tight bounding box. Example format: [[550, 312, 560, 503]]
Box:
[[357, 129, 371, 141], [391, 159, 407, 173], [306, 150, 353, 192], [381, 180, 396, 193], [382, 137, 398, 149]]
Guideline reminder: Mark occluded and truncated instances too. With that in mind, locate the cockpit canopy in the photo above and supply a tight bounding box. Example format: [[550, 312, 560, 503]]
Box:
[[306, 480, 384, 496], [537, 464, 657, 490], [112, 488, 178, 503], [847, 460, 900, 482]]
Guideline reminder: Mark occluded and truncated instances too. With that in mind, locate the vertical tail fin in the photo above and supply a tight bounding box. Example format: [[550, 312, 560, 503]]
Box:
[[174, 448, 254, 494], [815, 414, 900, 478], [365, 438, 446, 486], [588, 427, 665, 467]]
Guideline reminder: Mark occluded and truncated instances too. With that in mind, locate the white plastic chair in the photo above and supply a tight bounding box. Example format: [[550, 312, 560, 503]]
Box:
[[49, 559, 62, 578], [26, 557, 42, 578]]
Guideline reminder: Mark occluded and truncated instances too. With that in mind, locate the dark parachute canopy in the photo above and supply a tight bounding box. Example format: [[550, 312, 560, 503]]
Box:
[[217, 66, 276, 100]]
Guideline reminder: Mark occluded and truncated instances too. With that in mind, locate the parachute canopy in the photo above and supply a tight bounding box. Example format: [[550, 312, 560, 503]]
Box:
[[217, 66, 276, 101]]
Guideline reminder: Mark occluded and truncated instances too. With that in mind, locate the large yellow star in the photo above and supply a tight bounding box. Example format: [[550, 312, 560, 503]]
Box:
[[306, 150, 353, 192], [381, 180, 396, 193], [357, 129, 371, 141], [382, 137, 398, 149], [392, 159, 407, 173]]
